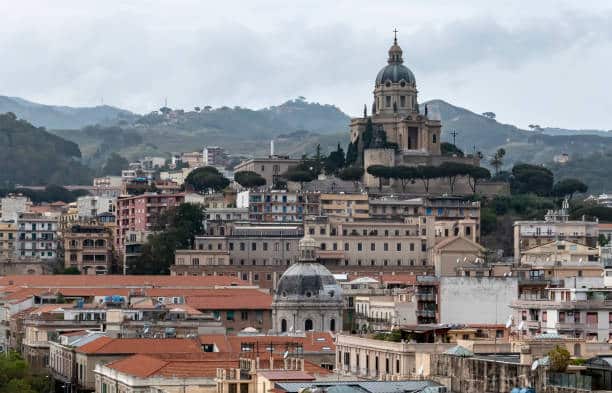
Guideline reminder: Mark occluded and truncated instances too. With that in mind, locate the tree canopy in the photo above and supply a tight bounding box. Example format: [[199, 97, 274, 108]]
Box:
[[101, 153, 129, 176], [234, 171, 266, 188], [552, 178, 588, 199], [510, 163, 554, 196], [130, 203, 204, 274], [337, 166, 364, 182], [0, 351, 52, 393], [441, 142, 464, 157], [185, 166, 229, 193]]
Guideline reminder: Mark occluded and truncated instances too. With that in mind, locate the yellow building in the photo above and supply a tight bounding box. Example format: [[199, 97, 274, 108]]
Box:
[[0, 222, 17, 259], [319, 193, 369, 220]]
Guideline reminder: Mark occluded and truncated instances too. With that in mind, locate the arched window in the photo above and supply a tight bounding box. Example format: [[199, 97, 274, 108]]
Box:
[[330, 318, 336, 332], [95, 239, 105, 248], [305, 319, 313, 331], [432, 134, 437, 143], [83, 239, 94, 247], [281, 319, 287, 333]]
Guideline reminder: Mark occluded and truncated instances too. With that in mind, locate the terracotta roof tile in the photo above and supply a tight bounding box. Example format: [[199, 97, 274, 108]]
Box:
[[185, 289, 272, 310], [106, 354, 238, 378], [258, 371, 315, 381], [77, 337, 202, 355], [0, 275, 250, 289], [197, 332, 335, 353]]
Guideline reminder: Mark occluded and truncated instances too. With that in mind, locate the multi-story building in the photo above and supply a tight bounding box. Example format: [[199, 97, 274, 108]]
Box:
[[122, 230, 150, 274], [320, 193, 369, 221], [303, 215, 435, 270], [204, 207, 249, 236], [511, 277, 612, 341], [233, 156, 300, 187], [0, 195, 30, 221], [369, 196, 481, 242], [237, 190, 320, 223], [0, 221, 17, 259], [63, 224, 114, 274], [172, 225, 303, 289], [514, 199, 598, 263], [115, 193, 184, 255], [76, 196, 116, 219], [203, 146, 224, 166], [16, 213, 59, 261], [93, 176, 123, 188], [181, 151, 203, 168]]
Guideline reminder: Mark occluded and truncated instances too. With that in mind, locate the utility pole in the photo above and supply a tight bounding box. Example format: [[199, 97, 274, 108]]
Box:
[[449, 129, 458, 146]]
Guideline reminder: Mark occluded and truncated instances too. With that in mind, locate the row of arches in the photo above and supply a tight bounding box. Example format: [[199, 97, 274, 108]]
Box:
[[280, 318, 336, 333]]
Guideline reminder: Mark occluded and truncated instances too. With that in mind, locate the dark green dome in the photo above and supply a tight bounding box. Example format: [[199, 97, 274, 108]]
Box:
[[375, 63, 416, 85]]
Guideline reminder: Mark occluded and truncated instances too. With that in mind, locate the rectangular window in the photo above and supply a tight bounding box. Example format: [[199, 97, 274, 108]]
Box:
[[396, 243, 401, 251], [385, 96, 391, 107], [227, 311, 235, 321], [383, 243, 388, 251], [370, 243, 375, 251], [241, 311, 248, 320], [410, 243, 414, 251], [357, 243, 362, 251]]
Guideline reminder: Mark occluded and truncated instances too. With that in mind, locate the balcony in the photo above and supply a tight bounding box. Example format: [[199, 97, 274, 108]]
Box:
[[555, 322, 585, 331], [415, 293, 436, 302], [416, 310, 436, 318]]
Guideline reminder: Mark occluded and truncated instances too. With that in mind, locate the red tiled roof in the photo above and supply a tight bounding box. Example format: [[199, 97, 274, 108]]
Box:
[[185, 289, 272, 310], [106, 354, 238, 378], [197, 332, 335, 353], [0, 275, 250, 289], [77, 337, 202, 355]]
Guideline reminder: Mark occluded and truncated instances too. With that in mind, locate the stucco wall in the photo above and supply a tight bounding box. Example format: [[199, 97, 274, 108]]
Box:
[[439, 277, 518, 324]]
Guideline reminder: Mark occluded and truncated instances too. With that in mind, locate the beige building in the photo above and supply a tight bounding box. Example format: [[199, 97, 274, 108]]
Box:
[[63, 224, 114, 274], [431, 236, 486, 277], [304, 215, 435, 269], [0, 221, 17, 259], [320, 193, 369, 220], [348, 36, 478, 189], [234, 156, 300, 187], [520, 239, 599, 264], [514, 199, 598, 263]]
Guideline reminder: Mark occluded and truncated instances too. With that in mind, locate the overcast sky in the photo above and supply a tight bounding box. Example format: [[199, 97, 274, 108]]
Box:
[[1, 0, 612, 129]]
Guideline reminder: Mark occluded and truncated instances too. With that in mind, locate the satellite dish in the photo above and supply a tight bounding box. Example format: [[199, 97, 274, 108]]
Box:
[[284, 350, 289, 359], [505, 315, 513, 329], [531, 359, 540, 371]]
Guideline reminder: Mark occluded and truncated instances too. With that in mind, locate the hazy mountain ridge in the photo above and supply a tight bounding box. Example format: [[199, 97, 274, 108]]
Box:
[[0, 95, 136, 129]]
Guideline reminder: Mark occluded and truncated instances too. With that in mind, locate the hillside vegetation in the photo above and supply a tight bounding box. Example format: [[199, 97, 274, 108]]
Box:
[[0, 113, 92, 186]]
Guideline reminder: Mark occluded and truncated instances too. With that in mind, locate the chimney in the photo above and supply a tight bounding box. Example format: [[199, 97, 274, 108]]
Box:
[[270, 140, 275, 157]]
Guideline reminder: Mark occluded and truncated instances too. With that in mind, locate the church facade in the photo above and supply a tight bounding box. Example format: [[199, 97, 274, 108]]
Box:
[[350, 35, 478, 189]]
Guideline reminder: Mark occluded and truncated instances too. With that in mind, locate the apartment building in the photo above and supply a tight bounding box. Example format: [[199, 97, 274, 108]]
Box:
[[63, 224, 114, 274], [172, 225, 303, 289], [204, 207, 249, 236], [233, 156, 300, 187], [203, 146, 224, 166], [369, 196, 481, 242], [237, 190, 320, 222], [514, 199, 598, 263], [320, 193, 369, 220], [115, 193, 184, 254], [303, 215, 435, 270], [16, 213, 59, 260], [511, 278, 612, 341], [0, 221, 17, 259], [76, 195, 116, 219]]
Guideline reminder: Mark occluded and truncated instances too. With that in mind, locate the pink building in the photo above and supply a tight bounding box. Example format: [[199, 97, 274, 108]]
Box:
[[115, 193, 185, 254]]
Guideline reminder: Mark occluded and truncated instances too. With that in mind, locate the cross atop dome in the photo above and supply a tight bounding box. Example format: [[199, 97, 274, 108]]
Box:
[[393, 28, 398, 45], [388, 29, 403, 64]]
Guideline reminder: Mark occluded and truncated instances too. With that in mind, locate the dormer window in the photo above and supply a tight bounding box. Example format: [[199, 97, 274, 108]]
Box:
[[400, 81, 406, 87], [385, 81, 391, 88]]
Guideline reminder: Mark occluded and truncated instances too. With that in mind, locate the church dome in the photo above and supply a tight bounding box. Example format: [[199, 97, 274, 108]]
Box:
[[375, 36, 416, 86], [274, 262, 342, 303]]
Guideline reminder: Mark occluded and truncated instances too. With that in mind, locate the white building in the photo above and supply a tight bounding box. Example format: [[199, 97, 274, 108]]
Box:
[[16, 213, 59, 260], [203, 146, 224, 166], [1, 195, 30, 221], [76, 196, 116, 219], [439, 276, 518, 325]]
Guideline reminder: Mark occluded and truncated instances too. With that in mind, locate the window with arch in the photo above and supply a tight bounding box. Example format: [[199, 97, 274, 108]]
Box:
[[83, 239, 94, 247], [305, 319, 313, 331], [95, 239, 105, 248], [281, 319, 287, 333], [432, 134, 437, 143]]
